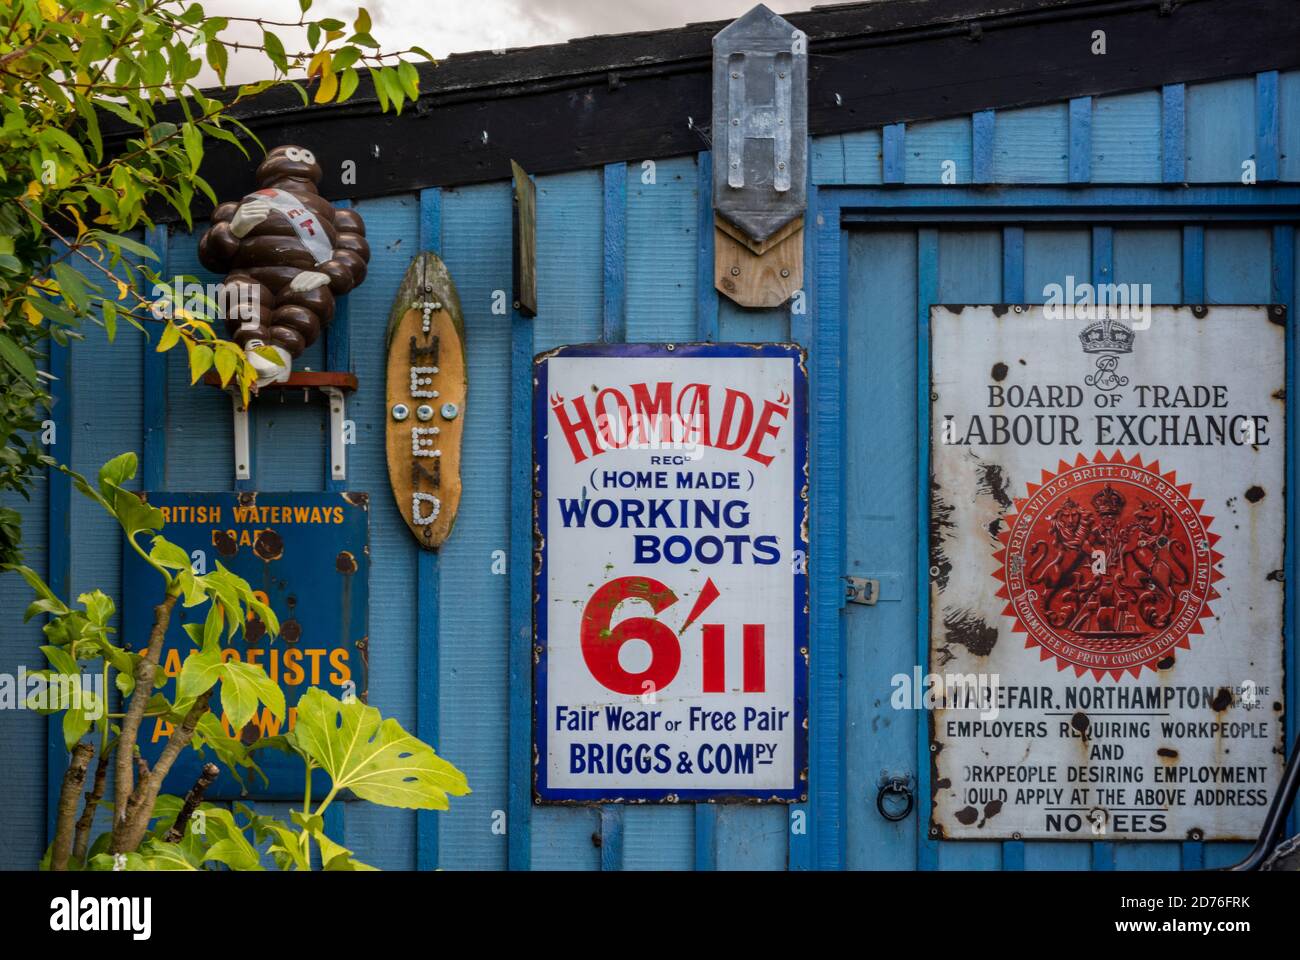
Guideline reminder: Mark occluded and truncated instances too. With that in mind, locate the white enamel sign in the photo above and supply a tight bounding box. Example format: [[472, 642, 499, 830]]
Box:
[[534, 343, 808, 801], [930, 305, 1285, 841]]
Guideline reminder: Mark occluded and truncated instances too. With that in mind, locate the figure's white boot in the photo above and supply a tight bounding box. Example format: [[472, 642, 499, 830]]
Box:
[[245, 339, 293, 387]]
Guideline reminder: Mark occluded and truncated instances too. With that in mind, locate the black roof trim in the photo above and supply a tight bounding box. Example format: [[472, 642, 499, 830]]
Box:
[[145, 0, 1300, 216]]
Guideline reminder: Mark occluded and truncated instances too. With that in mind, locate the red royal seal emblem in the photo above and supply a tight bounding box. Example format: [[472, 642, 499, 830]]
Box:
[[995, 451, 1220, 680]]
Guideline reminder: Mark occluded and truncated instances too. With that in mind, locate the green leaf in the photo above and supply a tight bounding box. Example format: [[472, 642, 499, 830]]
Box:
[[398, 60, 419, 100], [0, 334, 38, 384], [262, 30, 288, 74], [287, 688, 470, 810], [177, 630, 222, 701], [182, 123, 203, 173], [98, 452, 137, 499], [220, 659, 285, 731], [149, 536, 192, 571], [51, 262, 94, 311], [188, 343, 213, 383], [102, 301, 117, 342], [314, 829, 376, 871], [338, 68, 359, 103], [214, 344, 237, 385], [135, 838, 201, 870]]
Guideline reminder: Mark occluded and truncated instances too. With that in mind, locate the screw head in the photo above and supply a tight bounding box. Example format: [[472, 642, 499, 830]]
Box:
[[416, 404, 434, 421], [391, 403, 410, 421], [440, 402, 459, 420], [730, 266, 741, 277]]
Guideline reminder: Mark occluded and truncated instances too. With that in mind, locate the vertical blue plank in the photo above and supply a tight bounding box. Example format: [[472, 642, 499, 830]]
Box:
[[787, 173, 817, 872], [625, 157, 697, 342], [1274, 224, 1297, 843], [1002, 227, 1025, 302], [414, 189, 442, 870], [596, 164, 626, 870], [993, 105, 1069, 183], [1186, 78, 1255, 182], [695, 152, 719, 343], [903, 118, 971, 184], [972, 110, 995, 184], [842, 230, 919, 870], [45, 337, 72, 844], [508, 211, 534, 872], [916, 227, 939, 872], [1068, 97, 1093, 183], [1183, 226, 1206, 303], [598, 807, 624, 871], [321, 199, 358, 851], [1257, 72, 1280, 183], [602, 162, 627, 343], [1091, 92, 1161, 183], [809, 192, 846, 870], [1281, 70, 1300, 183], [142, 225, 168, 490], [1162, 84, 1186, 183], [883, 123, 906, 184], [339, 194, 420, 871], [527, 171, 610, 870]]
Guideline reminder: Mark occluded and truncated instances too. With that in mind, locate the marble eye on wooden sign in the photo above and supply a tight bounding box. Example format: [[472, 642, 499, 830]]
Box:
[[385, 252, 468, 549]]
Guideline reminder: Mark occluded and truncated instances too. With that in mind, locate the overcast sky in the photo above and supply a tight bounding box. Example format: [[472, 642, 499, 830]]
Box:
[[205, 0, 810, 85]]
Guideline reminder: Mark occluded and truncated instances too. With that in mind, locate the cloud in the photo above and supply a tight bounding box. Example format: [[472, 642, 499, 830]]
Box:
[[201, 0, 807, 84]]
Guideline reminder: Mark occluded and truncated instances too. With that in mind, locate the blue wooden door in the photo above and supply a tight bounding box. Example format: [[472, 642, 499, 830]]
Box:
[[837, 208, 1297, 871]]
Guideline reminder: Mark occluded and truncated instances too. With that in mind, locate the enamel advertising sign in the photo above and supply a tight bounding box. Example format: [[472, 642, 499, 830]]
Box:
[[534, 343, 808, 801], [929, 305, 1286, 841], [122, 492, 369, 800]]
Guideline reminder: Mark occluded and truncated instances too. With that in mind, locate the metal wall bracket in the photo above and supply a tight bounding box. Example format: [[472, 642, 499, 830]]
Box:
[[207, 371, 359, 486], [844, 576, 879, 606], [232, 395, 252, 482]]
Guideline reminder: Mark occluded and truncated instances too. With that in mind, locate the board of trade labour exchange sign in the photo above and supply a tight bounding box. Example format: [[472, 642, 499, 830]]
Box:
[[534, 343, 809, 801], [929, 305, 1285, 841]]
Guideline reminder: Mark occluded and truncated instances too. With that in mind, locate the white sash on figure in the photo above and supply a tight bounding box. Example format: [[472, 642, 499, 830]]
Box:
[[246, 188, 334, 265]]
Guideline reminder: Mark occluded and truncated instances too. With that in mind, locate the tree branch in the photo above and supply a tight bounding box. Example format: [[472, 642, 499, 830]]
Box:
[[112, 593, 176, 837], [51, 742, 94, 871], [72, 741, 111, 862], [165, 762, 219, 843], [112, 689, 211, 854]]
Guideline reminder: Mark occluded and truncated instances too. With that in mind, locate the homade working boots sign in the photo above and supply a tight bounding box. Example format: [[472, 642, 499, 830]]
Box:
[[533, 344, 808, 801], [928, 305, 1285, 841]]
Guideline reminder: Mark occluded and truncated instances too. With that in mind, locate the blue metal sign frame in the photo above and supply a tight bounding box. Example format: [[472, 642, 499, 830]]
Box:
[[122, 491, 370, 801], [533, 341, 809, 802]]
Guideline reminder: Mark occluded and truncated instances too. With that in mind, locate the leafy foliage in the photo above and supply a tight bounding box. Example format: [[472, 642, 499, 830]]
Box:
[[14, 452, 468, 871], [0, 0, 431, 565]]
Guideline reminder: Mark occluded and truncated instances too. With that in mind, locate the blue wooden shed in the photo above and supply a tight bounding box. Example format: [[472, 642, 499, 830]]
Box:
[[2, 0, 1299, 871]]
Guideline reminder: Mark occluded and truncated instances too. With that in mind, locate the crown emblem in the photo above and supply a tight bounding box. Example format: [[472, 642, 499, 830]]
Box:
[[1078, 319, 1134, 355], [1090, 484, 1126, 518]]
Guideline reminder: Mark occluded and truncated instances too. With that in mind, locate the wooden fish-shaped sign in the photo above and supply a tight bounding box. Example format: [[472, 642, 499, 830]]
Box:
[[385, 252, 468, 549]]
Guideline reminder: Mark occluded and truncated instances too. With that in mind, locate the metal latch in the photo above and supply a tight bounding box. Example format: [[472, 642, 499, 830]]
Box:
[[844, 576, 879, 606]]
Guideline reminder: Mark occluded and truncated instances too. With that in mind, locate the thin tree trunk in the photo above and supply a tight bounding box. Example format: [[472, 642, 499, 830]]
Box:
[[112, 593, 177, 848], [112, 690, 211, 854], [72, 743, 111, 862], [51, 742, 94, 871]]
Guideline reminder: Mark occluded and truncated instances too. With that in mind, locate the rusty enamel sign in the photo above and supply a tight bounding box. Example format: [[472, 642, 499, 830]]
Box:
[[534, 343, 808, 801], [123, 492, 369, 800], [929, 305, 1286, 841]]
